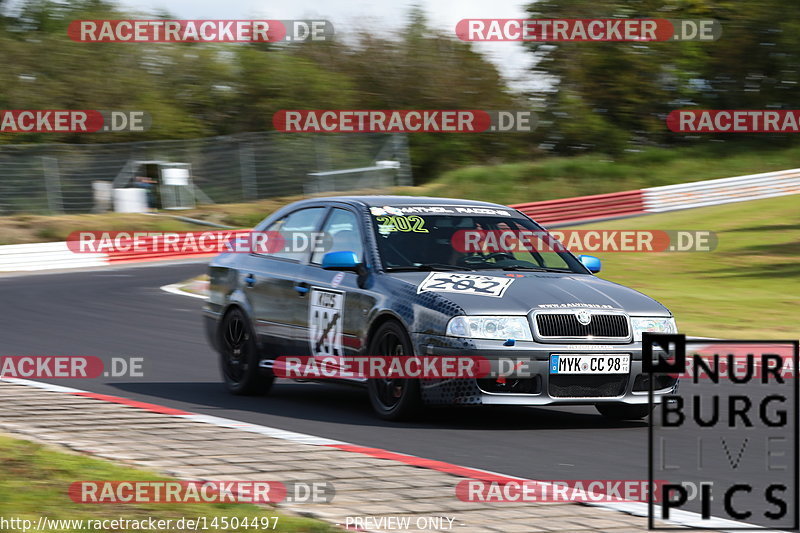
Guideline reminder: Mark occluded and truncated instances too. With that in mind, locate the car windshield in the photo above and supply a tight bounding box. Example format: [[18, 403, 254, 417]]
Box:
[[367, 205, 586, 273]]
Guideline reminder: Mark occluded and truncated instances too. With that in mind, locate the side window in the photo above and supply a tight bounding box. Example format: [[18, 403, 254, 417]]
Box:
[[311, 208, 364, 264], [264, 207, 325, 261]]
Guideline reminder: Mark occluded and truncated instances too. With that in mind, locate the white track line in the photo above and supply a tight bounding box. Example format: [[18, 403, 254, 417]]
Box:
[[160, 281, 208, 300], [0, 376, 84, 394], [179, 413, 344, 446]]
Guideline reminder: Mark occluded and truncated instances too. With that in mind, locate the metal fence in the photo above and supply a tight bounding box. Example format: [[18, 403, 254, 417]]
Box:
[[0, 132, 412, 214]]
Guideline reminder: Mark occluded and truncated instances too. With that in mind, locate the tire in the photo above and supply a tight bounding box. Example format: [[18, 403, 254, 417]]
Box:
[[596, 403, 653, 421], [218, 307, 274, 395], [366, 321, 421, 421]]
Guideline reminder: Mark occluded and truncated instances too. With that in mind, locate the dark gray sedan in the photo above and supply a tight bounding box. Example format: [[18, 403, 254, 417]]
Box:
[[204, 196, 678, 420]]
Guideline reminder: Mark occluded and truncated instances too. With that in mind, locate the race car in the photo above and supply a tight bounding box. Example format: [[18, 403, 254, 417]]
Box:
[[203, 196, 678, 420]]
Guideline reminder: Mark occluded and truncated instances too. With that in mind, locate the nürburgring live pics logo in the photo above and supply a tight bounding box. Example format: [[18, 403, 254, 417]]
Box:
[[645, 333, 798, 530]]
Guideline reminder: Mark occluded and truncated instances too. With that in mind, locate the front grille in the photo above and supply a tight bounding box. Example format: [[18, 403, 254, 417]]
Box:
[[549, 375, 628, 398], [535, 313, 629, 339]]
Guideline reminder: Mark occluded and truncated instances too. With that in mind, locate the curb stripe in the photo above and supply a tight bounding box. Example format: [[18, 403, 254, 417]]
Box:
[[325, 444, 522, 483], [179, 413, 344, 446], [70, 391, 192, 415]]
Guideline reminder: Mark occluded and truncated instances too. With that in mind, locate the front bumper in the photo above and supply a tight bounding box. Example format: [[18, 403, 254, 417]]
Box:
[[411, 333, 678, 406]]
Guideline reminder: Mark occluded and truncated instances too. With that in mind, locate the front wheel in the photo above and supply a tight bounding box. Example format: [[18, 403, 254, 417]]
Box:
[[596, 403, 653, 420], [219, 308, 274, 395], [366, 321, 421, 421]]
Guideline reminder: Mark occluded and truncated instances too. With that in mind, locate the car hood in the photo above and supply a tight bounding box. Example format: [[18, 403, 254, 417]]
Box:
[[386, 270, 671, 316]]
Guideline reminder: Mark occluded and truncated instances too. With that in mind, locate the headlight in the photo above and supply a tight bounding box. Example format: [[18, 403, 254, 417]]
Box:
[[631, 317, 677, 342], [446, 316, 533, 341]]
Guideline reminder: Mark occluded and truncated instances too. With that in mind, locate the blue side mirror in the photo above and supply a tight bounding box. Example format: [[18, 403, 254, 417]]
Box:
[[322, 250, 361, 271], [579, 254, 601, 273]]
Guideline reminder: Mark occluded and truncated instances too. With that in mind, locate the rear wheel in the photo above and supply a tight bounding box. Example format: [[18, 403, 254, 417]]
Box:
[[596, 403, 653, 420], [219, 308, 273, 395], [367, 321, 421, 421]]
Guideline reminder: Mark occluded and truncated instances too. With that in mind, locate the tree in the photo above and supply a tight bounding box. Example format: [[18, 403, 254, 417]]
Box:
[[524, 0, 800, 153]]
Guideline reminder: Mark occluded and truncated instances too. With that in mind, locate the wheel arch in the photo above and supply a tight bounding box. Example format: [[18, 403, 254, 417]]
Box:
[[221, 289, 255, 324], [365, 311, 412, 354]]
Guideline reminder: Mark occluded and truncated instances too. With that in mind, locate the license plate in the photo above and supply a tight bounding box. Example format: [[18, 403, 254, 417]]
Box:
[[550, 354, 630, 374]]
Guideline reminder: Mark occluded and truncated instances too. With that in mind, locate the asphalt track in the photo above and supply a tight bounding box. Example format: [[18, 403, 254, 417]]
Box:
[[0, 262, 796, 529]]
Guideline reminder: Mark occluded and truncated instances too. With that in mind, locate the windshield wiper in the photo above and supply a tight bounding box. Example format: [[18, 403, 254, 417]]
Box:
[[385, 263, 474, 272]]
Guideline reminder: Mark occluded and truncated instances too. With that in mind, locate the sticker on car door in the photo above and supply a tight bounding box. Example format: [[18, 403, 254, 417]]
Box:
[[309, 287, 344, 357]]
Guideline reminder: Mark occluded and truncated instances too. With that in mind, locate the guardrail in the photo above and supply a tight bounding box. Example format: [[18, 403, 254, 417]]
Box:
[[511, 190, 645, 225], [0, 242, 106, 271], [641, 168, 800, 212], [510, 168, 800, 225], [0, 237, 232, 272]]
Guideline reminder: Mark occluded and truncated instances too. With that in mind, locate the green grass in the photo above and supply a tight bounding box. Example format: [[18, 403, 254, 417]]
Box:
[[0, 435, 336, 532], [569, 195, 800, 339], [405, 144, 800, 205]]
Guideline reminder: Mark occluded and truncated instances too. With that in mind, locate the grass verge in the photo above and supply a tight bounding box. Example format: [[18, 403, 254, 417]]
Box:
[[570, 195, 799, 339], [0, 434, 336, 532]]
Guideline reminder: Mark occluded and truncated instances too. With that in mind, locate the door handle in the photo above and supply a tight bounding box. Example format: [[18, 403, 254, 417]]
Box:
[[244, 273, 255, 288], [294, 282, 309, 295]]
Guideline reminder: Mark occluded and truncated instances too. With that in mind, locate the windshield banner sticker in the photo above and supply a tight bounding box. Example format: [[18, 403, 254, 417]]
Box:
[[370, 205, 513, 217], [417, 272, 515, 298], [369, 206, 406, 216]]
